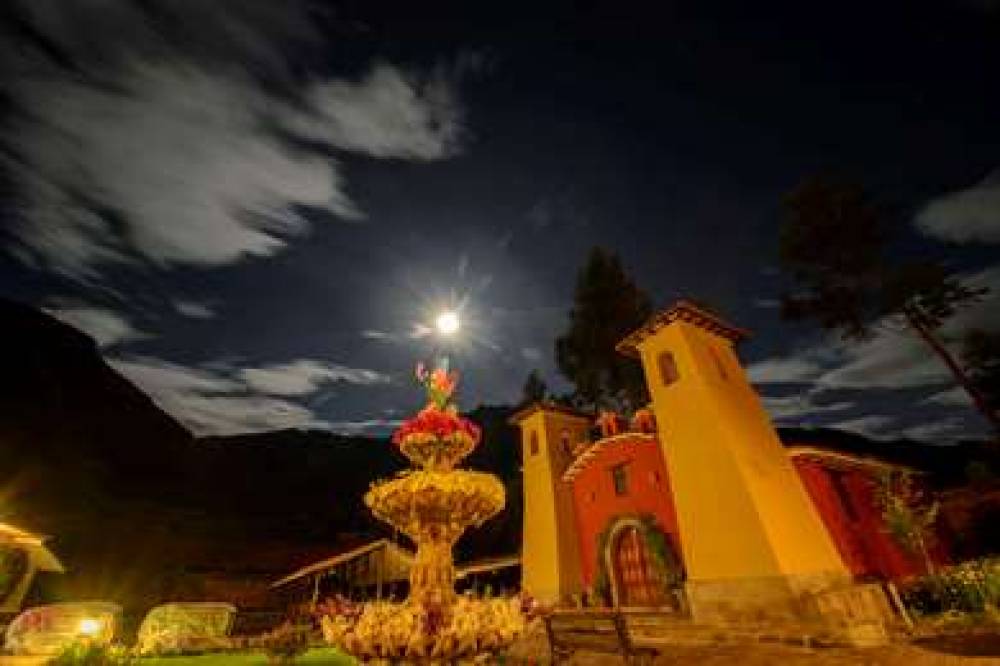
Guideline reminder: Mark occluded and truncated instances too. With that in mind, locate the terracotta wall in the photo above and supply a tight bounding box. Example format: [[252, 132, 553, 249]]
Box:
[[791, 455, 949, 581], [567, 435, 681, 588], [567, 436, 951, 586]]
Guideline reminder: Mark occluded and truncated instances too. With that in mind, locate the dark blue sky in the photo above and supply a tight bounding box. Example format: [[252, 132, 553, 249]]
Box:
[[2, 1, 998, 440]]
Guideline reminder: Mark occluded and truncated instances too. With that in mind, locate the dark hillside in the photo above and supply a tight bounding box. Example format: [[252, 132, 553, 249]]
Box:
[[1, 299, 992, 611]]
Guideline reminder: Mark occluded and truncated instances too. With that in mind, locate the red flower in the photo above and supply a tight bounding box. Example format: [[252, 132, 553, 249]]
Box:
[[391, 406, 481, 446]]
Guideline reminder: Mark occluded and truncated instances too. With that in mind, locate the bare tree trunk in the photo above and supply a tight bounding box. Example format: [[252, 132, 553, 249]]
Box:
[[915, 532, 935, 576], [904, 307, 1000, 437]]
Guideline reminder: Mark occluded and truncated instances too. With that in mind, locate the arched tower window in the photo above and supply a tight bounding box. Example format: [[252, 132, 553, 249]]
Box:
[[658, 351, 679, 386], [559, 429, 572, 458], [529, 431, 539, 456]]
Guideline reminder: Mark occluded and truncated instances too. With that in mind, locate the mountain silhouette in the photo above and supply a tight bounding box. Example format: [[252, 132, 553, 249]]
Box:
[[1, 299, 992, 615]]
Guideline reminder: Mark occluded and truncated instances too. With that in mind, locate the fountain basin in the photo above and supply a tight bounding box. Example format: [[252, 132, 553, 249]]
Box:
[[365, 470, 505, 540]]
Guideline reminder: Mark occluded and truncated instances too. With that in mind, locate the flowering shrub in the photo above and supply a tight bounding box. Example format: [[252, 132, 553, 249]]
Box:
[[319, 596, 525, 660], [901, 557, 1000, 616], [878, 470, 940, 574]]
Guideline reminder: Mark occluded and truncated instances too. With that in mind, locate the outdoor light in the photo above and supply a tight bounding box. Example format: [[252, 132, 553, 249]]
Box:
[[78, 617, 102, 637], [435, 310, 460, 336]]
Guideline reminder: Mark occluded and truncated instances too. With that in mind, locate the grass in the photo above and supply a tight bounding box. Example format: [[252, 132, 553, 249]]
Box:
[[139, 648, 355, 665]]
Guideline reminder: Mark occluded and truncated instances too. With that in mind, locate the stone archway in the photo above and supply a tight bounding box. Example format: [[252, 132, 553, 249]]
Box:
[[603, 517, 682, 609]]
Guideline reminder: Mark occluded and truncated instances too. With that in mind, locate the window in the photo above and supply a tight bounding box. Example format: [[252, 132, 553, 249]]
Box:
[[658, 351, 679, 386], [529, 432, 539, 456], [560, 430, 572, 457], [611, 464, 629, 496]]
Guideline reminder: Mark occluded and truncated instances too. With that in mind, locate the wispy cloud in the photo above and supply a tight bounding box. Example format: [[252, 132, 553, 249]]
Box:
[[174, 300, 216, 319], [360, 323, 435, 342], [902, 418, 969, 442], [827, 415, 895, 439], [922, 387, 971, 407], [326, 418, 404, 436], [751, 265, 1000, 390], [409, 323, 434, 339], [111, 357, 241, 396], [915, 170, 1000, 244], [747, 264, 1000, 439], [521, 347, 543, 362], [760, 395, 854, 421], [241, 359, 389, 396], [109, 355, 387, 436], [45, 302, 148, 348], [748, 356, 823, 385], [1, 1, 463, 280]]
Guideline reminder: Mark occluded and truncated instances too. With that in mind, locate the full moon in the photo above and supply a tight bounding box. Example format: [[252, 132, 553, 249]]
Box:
[[435, 311, 460, 336]]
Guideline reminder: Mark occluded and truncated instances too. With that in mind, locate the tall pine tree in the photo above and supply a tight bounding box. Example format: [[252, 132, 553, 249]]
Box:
[[520, 369, 548, 406], [556, 247, 652, 411]]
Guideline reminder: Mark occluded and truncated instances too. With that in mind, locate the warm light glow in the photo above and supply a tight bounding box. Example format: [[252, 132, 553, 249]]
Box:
[[435, 310, 460, 336], [78, 618, 102, 636]]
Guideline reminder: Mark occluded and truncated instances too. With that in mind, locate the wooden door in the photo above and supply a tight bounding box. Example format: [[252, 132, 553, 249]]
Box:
[[612, 525, 666, 607]]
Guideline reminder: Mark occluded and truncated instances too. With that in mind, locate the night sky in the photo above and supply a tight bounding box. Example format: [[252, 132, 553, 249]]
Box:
[[1, 1, 998, 441]]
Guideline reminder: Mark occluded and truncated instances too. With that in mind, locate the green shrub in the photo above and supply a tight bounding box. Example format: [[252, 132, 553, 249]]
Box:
[[254, 621, 311, 665], [902, 557, 1000, 616], [47, 641, 133, 666]]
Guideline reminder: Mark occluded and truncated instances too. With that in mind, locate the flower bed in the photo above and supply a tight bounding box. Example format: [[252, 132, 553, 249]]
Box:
[[901, 557, 1000, 617]]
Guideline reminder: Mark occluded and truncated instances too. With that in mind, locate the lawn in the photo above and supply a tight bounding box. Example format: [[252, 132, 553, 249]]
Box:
[[140, 648, 355, 665]]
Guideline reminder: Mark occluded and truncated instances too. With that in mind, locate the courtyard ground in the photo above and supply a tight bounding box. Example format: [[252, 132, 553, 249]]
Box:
[[504, 621, 1000, 665]]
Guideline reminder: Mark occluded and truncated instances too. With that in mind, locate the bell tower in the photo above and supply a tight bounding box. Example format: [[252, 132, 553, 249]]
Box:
[[617, 301, 850, 623], [510, 403, 589, 604]]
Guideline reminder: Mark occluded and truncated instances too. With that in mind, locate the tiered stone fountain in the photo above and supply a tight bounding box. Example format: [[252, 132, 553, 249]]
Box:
[[320, 362, 526, 663]]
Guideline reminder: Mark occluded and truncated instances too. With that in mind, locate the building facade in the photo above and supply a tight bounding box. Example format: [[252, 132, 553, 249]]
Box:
[[511, 301, 947, 613]]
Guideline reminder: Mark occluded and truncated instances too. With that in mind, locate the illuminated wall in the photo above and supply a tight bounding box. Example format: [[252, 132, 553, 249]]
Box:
[[565, 434, 680, 589], [510, 405, 588, 603]]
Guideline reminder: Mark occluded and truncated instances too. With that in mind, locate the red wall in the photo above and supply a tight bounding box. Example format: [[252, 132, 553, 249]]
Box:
[[791, 454, 949, 580], [567, 437, 949, 587], [568, 436, 681, 588], [567, 432, 950, 587]]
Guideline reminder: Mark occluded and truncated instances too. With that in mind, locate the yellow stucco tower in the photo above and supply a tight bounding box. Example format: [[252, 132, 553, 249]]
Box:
[[617, 301, 851, 623], [509, 403, 588, 604]]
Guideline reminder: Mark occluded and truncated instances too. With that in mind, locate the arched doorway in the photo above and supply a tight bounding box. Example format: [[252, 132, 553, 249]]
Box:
[[604, 518, 682, 608]]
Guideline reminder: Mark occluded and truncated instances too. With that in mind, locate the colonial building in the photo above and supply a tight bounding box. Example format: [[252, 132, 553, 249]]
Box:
[[511, 301, 946, 619]]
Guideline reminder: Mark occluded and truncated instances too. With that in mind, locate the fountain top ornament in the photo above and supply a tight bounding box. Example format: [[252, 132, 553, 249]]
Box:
[[392, 360, 481, 472]]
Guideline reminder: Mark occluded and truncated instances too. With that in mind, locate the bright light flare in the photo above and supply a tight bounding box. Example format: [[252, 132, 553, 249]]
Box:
[[435, 311, 460, 336], [78, 618, 102, 636]]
